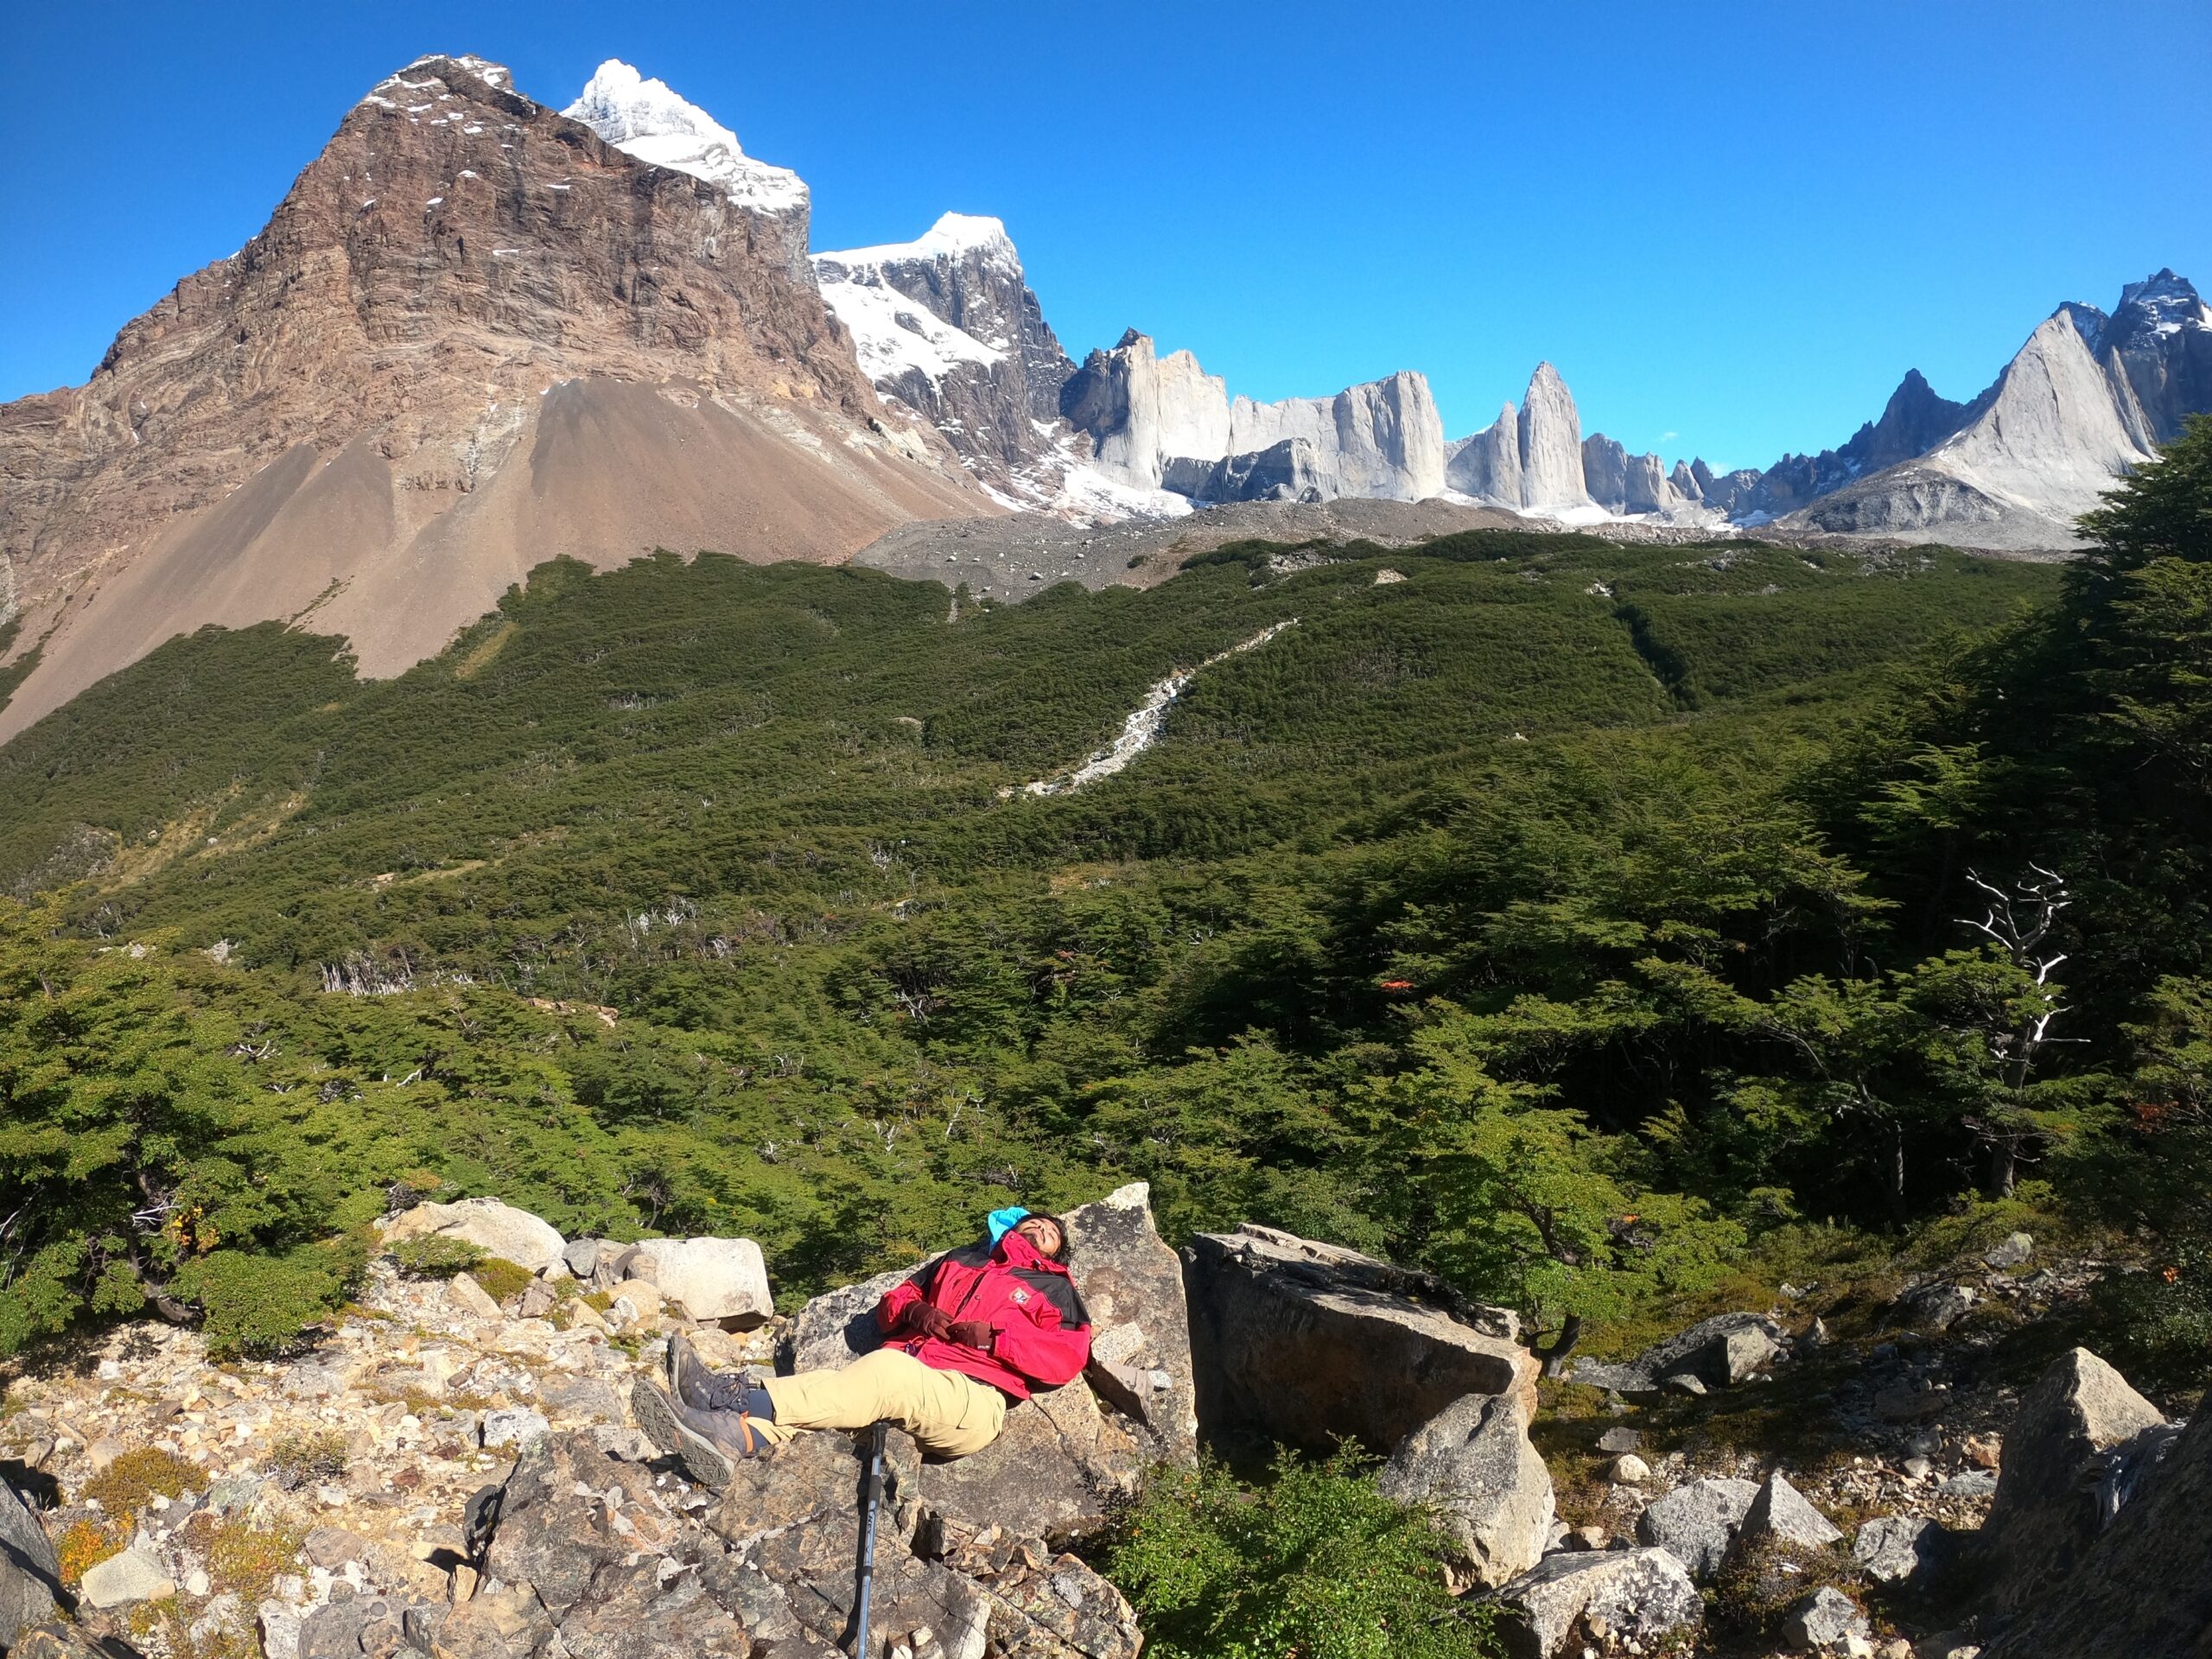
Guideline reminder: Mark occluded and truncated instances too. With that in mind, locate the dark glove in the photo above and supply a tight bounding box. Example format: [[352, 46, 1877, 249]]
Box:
[[948, 1319, 993, 1351], [910, 1304, 954, 1341]]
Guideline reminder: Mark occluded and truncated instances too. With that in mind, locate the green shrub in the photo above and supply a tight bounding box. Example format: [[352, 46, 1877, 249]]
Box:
[[468, 1257, 535, 1305], [388, 1235, 488, 1278], [82, 1446, 207, 1529], [168, 1242, 360, 1358], [1103, 1448, 1500, 1659]]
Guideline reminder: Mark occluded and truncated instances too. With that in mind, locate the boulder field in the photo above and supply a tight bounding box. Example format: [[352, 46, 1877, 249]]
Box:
[[0, 1191, 2200, 1659]]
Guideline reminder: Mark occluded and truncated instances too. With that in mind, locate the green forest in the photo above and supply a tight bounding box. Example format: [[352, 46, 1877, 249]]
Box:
[[3, 420, 2209, 1421]]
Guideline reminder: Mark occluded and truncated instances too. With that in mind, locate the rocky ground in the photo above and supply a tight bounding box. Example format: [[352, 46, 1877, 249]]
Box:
[[0, 1199, 2200, 1659]]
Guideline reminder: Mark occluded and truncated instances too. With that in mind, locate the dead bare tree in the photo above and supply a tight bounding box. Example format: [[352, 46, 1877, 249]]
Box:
[[1956, 863, 2075, 1198]]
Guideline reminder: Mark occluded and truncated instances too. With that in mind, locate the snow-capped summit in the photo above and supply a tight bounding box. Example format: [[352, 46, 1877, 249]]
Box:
[[563, 60, 808, 219], [816, 213, 1020, 279]]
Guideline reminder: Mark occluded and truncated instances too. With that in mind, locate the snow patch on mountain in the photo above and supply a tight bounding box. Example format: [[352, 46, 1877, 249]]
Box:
[[563, 60, 808, 219], [816, 274, 1005, 385]]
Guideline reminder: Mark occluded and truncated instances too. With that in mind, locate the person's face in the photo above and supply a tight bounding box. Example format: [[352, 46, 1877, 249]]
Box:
[[1014, 1216, 1064, 1259]]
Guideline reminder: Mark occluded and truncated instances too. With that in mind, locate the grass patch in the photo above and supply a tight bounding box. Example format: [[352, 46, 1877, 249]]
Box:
[[207, 1516, 305, 1605], [468, 1257, 535, 1305], [265, 1430, 347, 1489]]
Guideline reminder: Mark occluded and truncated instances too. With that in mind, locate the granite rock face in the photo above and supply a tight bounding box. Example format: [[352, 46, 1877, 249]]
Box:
[[1160, 437, 1330, 504], [1183, 1223, 1535, 1455], [1062, 333, 1445, 504], [1516, 364, 1592, 511], [1980, 1402, 2212, 1659], [0, 1478, 59, 1645], [1975, 1346, 2168, 1616], [1376, 1393, 1554, 1587]]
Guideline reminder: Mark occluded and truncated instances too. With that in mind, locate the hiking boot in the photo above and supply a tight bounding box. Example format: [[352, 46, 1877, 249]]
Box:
[[630, 1377, 771, 1490], [668, 1332, 748, 1413]]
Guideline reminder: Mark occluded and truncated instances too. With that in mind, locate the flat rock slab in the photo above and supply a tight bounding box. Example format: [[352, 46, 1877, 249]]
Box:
[[1184, 1224, 1536, 1455], [79, 1546, 173, 1609]]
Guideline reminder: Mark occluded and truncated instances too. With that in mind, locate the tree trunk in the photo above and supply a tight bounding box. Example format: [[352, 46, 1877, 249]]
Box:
[[1537, 1313, 1583, 1378], [1987, 1139, 2018, 1200]]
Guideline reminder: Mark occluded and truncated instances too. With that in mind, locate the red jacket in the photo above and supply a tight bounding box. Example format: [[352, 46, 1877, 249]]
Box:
[[874, 1231, 1092, 1402]]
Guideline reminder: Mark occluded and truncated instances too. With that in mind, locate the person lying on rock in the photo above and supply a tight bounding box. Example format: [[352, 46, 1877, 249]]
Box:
[[639, 1210, 1090, 1470]]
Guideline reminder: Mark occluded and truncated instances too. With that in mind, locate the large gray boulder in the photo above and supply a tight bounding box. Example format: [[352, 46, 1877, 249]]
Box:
[[380, 1196, 568, 1275], [0, 1478, 59, 1647], [1495, 1548, 1702, 1658], [1634, 1476, 1760, 1580], [1183, 1224, 1535, 1455], [1058, 1182, 1198, 1466], [1980, 1405, 2212, 1659], [1977, 1346, 2168, 1614], [785, 1263, 913, 1373], [626, 1236, 772, 1326], [1376, 1394, 1554, 1588]]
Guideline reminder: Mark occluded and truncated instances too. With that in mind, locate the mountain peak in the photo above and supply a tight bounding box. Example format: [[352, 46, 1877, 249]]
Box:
[[563, 59, 806, 218], [815, 213, 1019, 276]]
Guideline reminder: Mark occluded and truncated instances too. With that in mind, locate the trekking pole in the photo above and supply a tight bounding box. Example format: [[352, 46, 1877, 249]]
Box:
[[852, 1419, 889, 1658]]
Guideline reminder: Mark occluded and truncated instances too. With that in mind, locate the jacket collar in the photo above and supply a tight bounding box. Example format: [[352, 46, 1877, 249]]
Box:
[[994, 1230, 1068, 1276]]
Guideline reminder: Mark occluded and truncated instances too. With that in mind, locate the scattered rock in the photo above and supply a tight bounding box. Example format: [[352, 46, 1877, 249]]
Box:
[[1963, 1433, 2002, 1470], [1376, 1394, 1554, 1589], [79, 1544, 174, 1608], [1184, 1223, 1537, 1454], [1634, 1476, 1759, 1580], [381, 1196, 568, 1275], [1784, 1585, 1871, 1651], [479, 1407, 550, 1450], [1853, 1515, 1948, 1586], [1978, 1347, 2167, 1614], [1981, 1232, 2033, 1270], [1939, 1469, 1997, 1497], [626, 1236, 772, 1325], [1899, 1283, 1978, 1331], [445, 1273, 501, 1320], [0, 1478, 60, 1647], [1741, 1470, 1843, 1549], [1637, 1312, 1783, 1389], [1495, 1547, 1702, 1658], [1595, 1427, 1642, 1455], [1611, 1452, 1650, 1484]]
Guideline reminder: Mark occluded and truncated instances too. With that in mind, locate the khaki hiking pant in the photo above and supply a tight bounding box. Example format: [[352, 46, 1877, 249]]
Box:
[[757, 1348, 1007, 1459]]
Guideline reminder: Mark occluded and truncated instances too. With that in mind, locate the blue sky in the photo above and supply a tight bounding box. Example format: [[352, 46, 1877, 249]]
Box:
[[3, 1, 2206, 473]]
